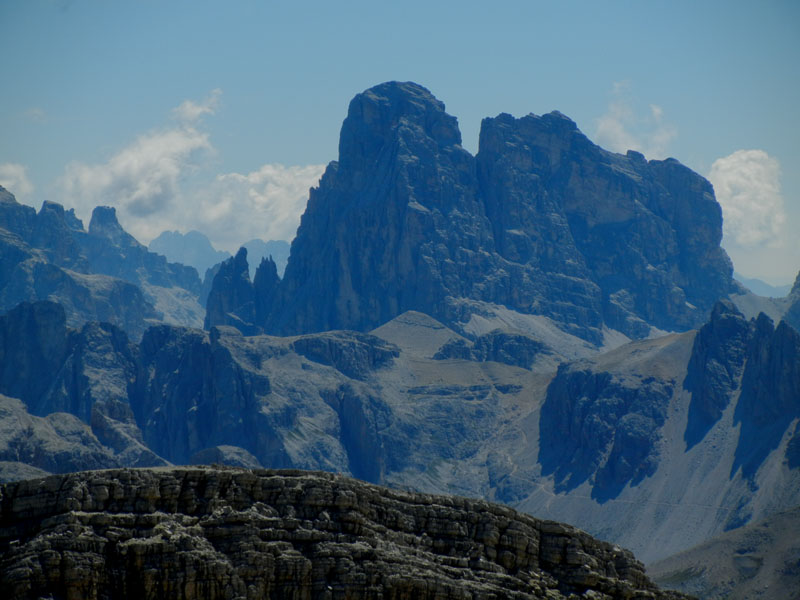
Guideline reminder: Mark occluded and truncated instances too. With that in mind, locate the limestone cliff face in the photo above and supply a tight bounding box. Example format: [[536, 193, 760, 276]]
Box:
[[477, 114, 733, 338], [535, 299, 800, 518], [782, 270, 800, 332], [539, 361, 675, 499], [2, 299, 800, 563], [0, 192, 157, 339], [0, 467, 690, 600], [86, 206, 201, 295], [235, 82, 733, 343], [0, 189, 203, 337], [203, 248, 258, 334], [269, 82, 489, 337], [683, 300, 750, 448], [0, 301, 165, 472], [133, 325, 275, 466], [733, 314, 800, 481], [682, 300, 800, 482]]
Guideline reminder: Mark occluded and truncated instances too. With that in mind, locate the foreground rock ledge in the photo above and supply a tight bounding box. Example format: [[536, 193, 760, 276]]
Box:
[[0, 467, 688, 599]]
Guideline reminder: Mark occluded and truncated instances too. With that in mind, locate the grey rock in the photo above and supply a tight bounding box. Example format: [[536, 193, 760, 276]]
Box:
[[253, 255, 280, 326], [203, 247, 258, 334], [0, 395, 120, 479], [683, 300, 750, 448], [290, 331, 400, 381], [199, 261, 222, 308], [539, 363, 674, 499], [435, 328, 549, 369], [0, 301, 166, 470], [0, 467, 690, 599], [2, 298, 800, 566], [733, 313, 800, 482], [133, 325, 276, 466], [241, 82, 733, 344], [189, 445, 263, 468], [0, 189, 204, 336], [0, 199, 158, 339], [0, 301, 71, 408], [782, 270, 800, 331]]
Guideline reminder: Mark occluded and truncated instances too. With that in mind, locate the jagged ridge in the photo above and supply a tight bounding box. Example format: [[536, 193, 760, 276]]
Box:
[[206, 81, 734, 344]]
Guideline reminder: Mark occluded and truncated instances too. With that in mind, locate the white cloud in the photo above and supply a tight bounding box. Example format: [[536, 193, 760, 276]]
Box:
[[708, 149, 786, 247], [58, 126, 212, 234], [172, 88, 222, 123], [58, 91, 223, 238], [0, 163, 34, 198], [54, 88, 324, 251], [202, 163, 326, 251], [594, 83, 676, 159]]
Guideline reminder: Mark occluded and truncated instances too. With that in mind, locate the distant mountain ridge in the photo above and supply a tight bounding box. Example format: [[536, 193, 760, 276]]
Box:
[[206, 82, 734, 344], [2, 81, 800, 598], [734, 272, 792, 298], [0, 188, 205, 337], [149, 229, 231, 276], [149, 230, 291, 281], [1, 297, 798, 566]]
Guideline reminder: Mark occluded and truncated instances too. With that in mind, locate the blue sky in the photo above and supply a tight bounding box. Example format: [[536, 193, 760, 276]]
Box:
[[1, 0, 798, 284]]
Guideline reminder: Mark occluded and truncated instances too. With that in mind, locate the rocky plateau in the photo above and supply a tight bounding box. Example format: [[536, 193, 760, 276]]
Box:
[[0, 467, 690, 599]]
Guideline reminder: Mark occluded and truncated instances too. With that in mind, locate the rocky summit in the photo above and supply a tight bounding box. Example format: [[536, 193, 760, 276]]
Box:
[[0, 467, 690, 599], [0, 189, 204, 338], [206, 82, 734, 344]]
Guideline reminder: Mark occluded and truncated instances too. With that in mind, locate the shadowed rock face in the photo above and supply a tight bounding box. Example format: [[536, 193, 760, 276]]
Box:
[[683, 300, 750, 448], [0, 190, 203, 337], [681, 300, 800, 482], [0, 467, 690, 600], [783, 270, 800, 331], [204, 248, 257, 334], [1, 297, 798, 565], [733, 314, 800, 481], [0, 301, 166, 471], [539, 365, 675, 499], [218, 82, 734, 343]]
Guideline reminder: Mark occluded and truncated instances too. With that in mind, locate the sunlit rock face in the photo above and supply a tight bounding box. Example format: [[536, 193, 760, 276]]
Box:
[[235, 82, 733, 343]]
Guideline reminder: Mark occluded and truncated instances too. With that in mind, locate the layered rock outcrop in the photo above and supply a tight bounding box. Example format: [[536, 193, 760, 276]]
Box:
[[434, 329, 550, 369], [0, 467, 689, 599], [216, 82, 733, 343]]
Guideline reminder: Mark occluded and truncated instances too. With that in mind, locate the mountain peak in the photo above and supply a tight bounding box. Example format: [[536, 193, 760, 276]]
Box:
[[338, 81, 462, 172], [88, 206, 140, 249]]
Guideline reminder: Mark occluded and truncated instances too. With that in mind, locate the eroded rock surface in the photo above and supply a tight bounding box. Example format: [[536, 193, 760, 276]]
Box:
[[0, 189, 203, 337], [241, 82, 733, 344], [539, 363, 675, 499], [0, 467, 690, 599]]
